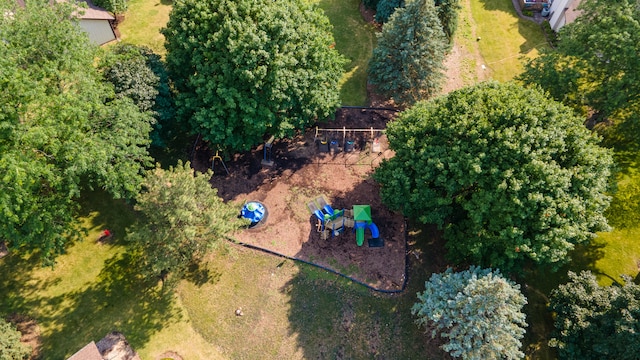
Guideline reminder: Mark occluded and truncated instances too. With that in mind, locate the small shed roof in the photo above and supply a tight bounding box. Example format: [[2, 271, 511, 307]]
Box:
[[67, 341, 103, 360]]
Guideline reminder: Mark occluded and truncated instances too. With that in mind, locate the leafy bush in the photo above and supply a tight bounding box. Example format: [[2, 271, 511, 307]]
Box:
[[100, 44, 176, 148], [0, 318, 31, 360]]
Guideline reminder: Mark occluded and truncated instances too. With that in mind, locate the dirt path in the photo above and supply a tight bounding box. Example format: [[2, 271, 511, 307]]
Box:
[[441, 0, 490, 95]]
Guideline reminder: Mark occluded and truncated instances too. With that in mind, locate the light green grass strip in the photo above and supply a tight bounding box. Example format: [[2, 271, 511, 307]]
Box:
[[316, 0, 376, 105], [470, 0, 547, 81], [115, 0, 172, 55]]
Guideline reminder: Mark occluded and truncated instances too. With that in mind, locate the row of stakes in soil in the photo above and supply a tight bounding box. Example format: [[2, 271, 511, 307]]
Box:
[[238, 197, 384, 247], [315, 127, 383, 154]]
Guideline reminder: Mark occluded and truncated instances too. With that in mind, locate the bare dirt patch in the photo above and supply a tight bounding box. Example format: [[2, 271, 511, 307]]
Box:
[[6, 313, 41, 360], [195, 108, 405, 291]]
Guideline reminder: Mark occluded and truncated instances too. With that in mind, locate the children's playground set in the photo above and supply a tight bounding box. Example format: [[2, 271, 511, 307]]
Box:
[[203, 108, 406, 291], [307, 196, 383, 248]]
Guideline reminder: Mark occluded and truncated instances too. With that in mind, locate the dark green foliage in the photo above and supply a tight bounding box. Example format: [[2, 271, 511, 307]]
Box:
[[375, 0, 404, 23], [374, 82, 613, 273], [127, 162, 245, 285], [549, 271, 640, 359], [368, 0, 447, 105], [0, 318, 30, 360], [435, 0, 461, 46], [363, 0, 381, 10], [100, 43, 176, 147], [163, 0, 346, 153], [91, 0, 127, 15], [0, 0, 153, 263]]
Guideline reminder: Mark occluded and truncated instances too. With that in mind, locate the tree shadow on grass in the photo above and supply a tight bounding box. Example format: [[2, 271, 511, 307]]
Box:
[[0, 252, 61, 317], [38, 251, 177, 359], [281, 222, 450, 359], [520, 238, 607, 359]]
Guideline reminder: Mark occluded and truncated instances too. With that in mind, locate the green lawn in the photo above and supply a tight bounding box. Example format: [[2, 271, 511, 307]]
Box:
[[115, 0, 172, 55], [0, 194, 443, 358], [470, 0, 548, 81], [316, 0, 376, 105]]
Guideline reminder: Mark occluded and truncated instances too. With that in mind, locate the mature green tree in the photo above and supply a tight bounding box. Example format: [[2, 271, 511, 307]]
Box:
[[375, 0, 404, 23], [549, 271, 640, 360], [163, 0, 346, 153], [127, 162, 244, 285], [435, 0, 462, 46], [374, 82, 613, 272], [412, 266, 527, 359], [99, 43, 176, 147], [0, 0, 153, 263], [0, 318, 30, 360], [368, 0, 447, 106], [520, 0, 640, 121]]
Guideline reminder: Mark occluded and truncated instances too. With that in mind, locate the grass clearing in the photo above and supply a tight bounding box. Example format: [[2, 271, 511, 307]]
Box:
[[316, 0, 376, 105], [116, 0, 172, 55], [471, 0, 547, 81], [0, 193, 221, 359], [178, 234, 447, 359]]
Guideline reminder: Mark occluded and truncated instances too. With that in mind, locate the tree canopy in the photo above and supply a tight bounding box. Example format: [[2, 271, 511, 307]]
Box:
[[375, 0, 404, 23], [0, 0, 153, 263], [374, 82, 613, 272], [549, 271, 640, 360], [368, 0, 447, 106], [519, 0, 640, 123], [127, 162, 244, 285], [435, 0, 461, 46], [99, 43, 176, 147], [162, 0, 346, 153], [412, 266, 527, 359]]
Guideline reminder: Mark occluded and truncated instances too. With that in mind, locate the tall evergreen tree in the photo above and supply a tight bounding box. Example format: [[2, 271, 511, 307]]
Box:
[[435, 0, 462, 46], [368, 0, 447, 106], [413, 267, 528, 359], [162, 0, 346, 153], [375, 0, 404, 23]]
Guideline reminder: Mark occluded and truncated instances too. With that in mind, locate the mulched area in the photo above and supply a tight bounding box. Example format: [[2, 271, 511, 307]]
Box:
[[193, 107, 407, 291]]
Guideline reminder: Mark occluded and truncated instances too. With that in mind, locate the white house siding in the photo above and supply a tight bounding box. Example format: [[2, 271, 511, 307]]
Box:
[[549, 0, 582, 31]]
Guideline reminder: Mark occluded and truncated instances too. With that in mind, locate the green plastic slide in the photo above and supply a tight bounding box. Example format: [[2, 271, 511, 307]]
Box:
[[356, 227, 365, 246]]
